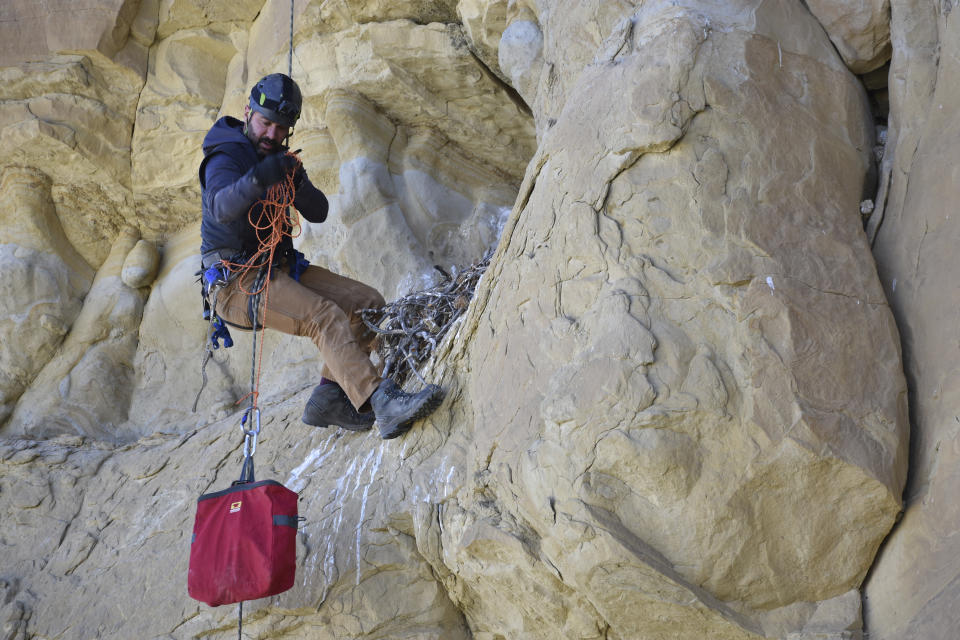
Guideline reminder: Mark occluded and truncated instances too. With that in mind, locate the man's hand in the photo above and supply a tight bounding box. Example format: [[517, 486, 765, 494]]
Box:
[[253, 153, 298, 187], [291, 160, 329, 223], [295, 163, 316, 189]]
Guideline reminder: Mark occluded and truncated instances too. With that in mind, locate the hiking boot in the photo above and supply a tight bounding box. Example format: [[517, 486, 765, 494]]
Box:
[[370, 379, 444, 439], [302, 383, 374, 431]]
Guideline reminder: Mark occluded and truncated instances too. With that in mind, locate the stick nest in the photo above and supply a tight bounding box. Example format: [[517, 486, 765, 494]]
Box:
[[361, 250, 492, 387]]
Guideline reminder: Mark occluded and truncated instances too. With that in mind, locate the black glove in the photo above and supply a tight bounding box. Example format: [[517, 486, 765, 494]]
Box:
[[253, 153, 298, 187], [294, 180, 329, 223], [292, 164, 307, 189]]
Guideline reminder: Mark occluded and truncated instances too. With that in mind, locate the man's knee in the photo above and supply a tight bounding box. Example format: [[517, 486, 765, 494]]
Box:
[[353, 282, 384, 312], [367, 289, 385, 309]]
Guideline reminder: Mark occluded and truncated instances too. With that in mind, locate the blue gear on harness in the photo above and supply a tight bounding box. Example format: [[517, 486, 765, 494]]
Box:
[[202, 262, 235, 349], [209, 317, 234, 349], [288, 249, 309, 282], [203, 262, 231, 291]]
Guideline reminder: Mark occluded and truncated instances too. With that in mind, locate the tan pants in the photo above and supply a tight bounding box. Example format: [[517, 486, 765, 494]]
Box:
[[215, 263, 384, 409]]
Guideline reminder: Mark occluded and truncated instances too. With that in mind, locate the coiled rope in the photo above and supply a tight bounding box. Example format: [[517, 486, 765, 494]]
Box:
[[221, 151, 302, 413]]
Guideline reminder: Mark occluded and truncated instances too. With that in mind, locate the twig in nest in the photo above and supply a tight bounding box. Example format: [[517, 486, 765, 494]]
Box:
[[361, 250, 492, 387]]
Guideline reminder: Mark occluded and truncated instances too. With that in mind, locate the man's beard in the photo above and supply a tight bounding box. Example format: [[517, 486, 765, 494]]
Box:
[[256, 136, 279, 156], [245, 116, 280, 156]]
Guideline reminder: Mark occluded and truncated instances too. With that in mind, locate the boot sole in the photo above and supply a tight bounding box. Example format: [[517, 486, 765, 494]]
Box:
[[302, 403, 375, 431], [379, 385, 445, 439]]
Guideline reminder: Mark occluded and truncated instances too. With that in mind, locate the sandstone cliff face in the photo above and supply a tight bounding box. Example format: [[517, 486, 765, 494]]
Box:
[[861, 1, 960, 637], [0, 0, 949, 639]]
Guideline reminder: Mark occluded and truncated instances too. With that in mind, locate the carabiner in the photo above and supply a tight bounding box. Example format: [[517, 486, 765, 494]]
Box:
[[240, 407, 261, 458], [240, 407, 262, 436], [243, 431, 258, 458]]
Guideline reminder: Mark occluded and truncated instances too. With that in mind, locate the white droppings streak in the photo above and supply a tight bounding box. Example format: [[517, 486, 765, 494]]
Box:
[[316, 454, 361, 588], [287, 436, 339, 492], [355, 444, 385, 585], [495, 205, 512, 239], [415, 458, 459, 506], [290, 438, 344, 588]]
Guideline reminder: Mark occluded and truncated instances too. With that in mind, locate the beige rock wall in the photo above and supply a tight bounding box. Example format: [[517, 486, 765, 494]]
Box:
[[0, 3, 147, 436], [132, 25, 247, 237], [805, 0, 891, 73], [0, 421, 473, 640], [1, 0, 950, 638], [862, 1, 960, 637], [437, 2, 904, 636], [4, 227, 154, 442], [0, 0, 153, 75], [0, 54, 141, 266], [0, 168, 94, 424]]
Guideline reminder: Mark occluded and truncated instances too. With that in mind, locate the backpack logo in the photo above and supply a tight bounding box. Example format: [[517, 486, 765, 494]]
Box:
[[230, 501, 242, 513]]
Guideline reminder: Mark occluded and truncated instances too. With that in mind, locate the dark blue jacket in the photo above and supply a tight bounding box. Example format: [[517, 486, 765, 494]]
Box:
[[199, 116, 328, 262]]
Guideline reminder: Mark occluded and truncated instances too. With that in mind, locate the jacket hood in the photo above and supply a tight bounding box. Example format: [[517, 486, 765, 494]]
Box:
[[202, 116, 250, 157], [198, 116, 258, 190]]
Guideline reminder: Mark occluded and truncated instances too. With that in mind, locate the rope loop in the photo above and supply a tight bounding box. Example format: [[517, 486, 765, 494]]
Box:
[[221, 150, 303, 293]]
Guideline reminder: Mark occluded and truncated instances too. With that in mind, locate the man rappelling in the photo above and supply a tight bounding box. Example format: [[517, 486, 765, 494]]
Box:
[[198, 73, 443, 439]]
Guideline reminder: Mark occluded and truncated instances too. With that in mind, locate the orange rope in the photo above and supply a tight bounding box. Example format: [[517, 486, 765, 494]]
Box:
[[223, 150, 302, 408]]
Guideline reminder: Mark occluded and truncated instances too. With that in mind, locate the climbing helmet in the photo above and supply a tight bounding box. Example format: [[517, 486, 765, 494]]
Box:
[[249, 73, 302, 128]]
